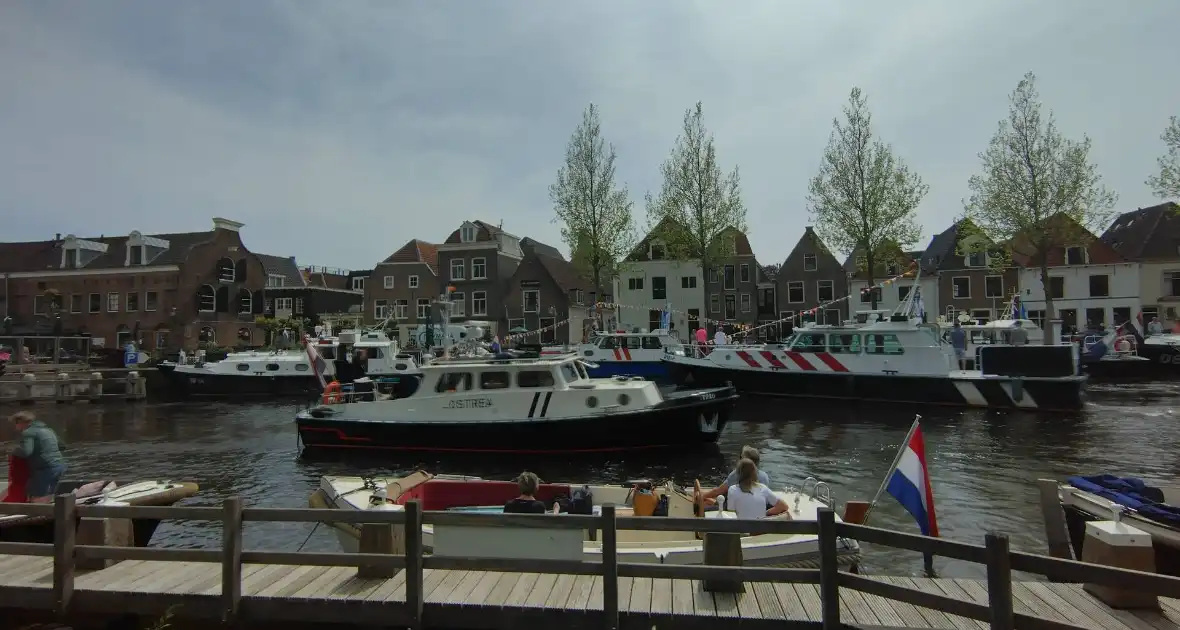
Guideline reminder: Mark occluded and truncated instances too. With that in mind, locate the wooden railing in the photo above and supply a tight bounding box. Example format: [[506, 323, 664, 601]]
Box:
[[2, 495, 1180, 630]]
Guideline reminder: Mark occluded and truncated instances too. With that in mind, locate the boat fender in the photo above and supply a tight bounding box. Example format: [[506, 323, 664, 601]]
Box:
[[570, 485, 594, 515], [653, 494, 669, 517], [1011, 378, 1024, 402], [369, 486, 388, 506]]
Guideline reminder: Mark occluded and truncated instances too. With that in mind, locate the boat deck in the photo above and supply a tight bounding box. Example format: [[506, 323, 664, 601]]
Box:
[[2, 554, 1177, 629]]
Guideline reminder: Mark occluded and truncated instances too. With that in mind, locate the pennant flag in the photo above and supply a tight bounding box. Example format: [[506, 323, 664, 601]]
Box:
[[302, 334, 328, 389], [885, 421, 939, 537]]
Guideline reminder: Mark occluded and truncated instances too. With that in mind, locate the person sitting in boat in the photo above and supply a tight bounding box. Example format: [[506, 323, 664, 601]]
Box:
[[726, 458, 791, 520], [702, 445, 770, 504], [8, 411, 67, 503], [504, 471, 559, 514]]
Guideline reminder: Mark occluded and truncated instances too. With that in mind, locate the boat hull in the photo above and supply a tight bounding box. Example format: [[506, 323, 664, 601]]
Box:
[[157, 364, 321, 397], [664, 360, 1085, 411], [1081, 358, 1164, 380], [297, 386, 739, 453], [1137, 343, 1180, 373], [583, 360, 669, 381]]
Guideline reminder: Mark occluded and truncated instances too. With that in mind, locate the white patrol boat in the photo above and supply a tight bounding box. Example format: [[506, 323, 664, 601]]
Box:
[[295, 351, 738, 454], [543, 329, 681, 380]]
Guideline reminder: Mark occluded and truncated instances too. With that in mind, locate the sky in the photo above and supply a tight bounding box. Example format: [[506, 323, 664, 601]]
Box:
[[2, 1, 1178, 271]]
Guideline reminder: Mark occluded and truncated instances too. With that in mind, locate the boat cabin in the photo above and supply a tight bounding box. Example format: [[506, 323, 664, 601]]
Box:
[[586, 329, 679, 353]]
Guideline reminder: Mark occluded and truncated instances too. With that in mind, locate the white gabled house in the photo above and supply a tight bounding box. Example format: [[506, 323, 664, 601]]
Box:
[[612, 222, 705, 339]]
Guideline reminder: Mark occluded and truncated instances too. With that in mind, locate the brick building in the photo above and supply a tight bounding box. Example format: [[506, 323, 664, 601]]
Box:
[[0, 218, 267, 351]]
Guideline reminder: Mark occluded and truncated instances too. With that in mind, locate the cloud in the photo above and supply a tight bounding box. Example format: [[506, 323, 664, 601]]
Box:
[[1, 0, 1178, 270]]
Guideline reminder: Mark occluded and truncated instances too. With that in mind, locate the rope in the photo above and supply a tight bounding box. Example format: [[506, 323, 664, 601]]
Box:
[[296, 521, 322, 552]]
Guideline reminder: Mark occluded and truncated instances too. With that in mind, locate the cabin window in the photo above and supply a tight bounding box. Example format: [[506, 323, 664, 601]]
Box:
[[518, 370, 555, 388], [362, 347, 384, 359], [597, 336, 618, 349], [864, 334, 905, 355], [641, 336, 663, 350], [792, 332, 826, 352], [318, 346, 337, 360], [436, 372, 473, 393], [575, 362, 589, 379], [236, 364, 251, 372], [627, 336, 642, 350], [561, 363, 579, 382], [826, 334, 861, 354], [266, 363, 281, 371], [295, 364, 309, 371], [480, 371, 511, 390]]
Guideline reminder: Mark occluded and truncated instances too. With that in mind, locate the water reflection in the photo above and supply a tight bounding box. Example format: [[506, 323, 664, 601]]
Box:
[[1, 384, 1177, 577]]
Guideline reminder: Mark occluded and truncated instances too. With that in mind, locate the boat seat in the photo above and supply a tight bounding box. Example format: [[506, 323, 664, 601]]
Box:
[[395, 479, 573, 512]]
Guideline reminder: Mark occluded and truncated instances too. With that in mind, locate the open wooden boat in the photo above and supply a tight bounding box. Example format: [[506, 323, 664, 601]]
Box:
[[1055, 475, 1180, 576], [0, 479, 200, 546], [310, 471, 862, 568]]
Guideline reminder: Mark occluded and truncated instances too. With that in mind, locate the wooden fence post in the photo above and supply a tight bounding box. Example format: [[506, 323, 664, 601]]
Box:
[[601, 503, 619, 630], [985, 533, 1014, 630], [221, 496, 244, 625], [817, 507, 840, 630], [404, 500, 424, 630], [53, 492, 77, 617]]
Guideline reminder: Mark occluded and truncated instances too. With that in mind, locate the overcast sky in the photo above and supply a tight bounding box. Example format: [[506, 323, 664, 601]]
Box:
[[3, 1, 1178, 270]]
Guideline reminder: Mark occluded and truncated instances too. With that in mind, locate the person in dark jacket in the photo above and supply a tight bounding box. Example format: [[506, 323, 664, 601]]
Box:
[[9, 411, 67, 502]]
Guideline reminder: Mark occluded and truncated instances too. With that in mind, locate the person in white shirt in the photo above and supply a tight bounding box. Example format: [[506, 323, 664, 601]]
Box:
[[725, 458, 791, 520], [714, 328, 728, 347], [1149, 318, 1164, 336]]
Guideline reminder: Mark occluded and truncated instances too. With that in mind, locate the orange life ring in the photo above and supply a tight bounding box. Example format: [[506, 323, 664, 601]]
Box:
[[322, 381, 343, 404], [1115, 337, 1132, 352]]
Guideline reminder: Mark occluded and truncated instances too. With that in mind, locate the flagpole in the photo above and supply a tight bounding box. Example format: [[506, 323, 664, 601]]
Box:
[[862, 414, 922, 526]]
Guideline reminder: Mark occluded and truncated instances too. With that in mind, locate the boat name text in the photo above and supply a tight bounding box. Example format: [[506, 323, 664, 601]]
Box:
[[445, 398, 494, 409]]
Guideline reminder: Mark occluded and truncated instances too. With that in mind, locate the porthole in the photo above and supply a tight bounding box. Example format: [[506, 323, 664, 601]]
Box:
[[618, 394, 630, 406], [725, 354, 732, 361], [236, 363, 251, 372], [294, 364, 309, 372], [395, 363, 409, 371], [265, 363, 281, 371], [586, 396, 598, 408]]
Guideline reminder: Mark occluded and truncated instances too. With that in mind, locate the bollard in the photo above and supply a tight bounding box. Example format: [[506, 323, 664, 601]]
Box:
[[89, 372, 104, 402], [19, 373, 36, 405], [55, 372, 72, 403], [125, 371, 144, 401]]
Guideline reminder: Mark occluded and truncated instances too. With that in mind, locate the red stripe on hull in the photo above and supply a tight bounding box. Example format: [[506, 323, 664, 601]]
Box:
[[814, 352, 849, 372], [300, 427, 373, 442], [759, 350, 787, 369], [784, 352, 817, 370], [621, 347, 632, 361], [613, 348, 622, 360], [735, 351, 762, 368]]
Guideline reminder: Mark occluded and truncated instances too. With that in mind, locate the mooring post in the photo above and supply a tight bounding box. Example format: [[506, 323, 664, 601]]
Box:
[[985, 533, 1014, 630]]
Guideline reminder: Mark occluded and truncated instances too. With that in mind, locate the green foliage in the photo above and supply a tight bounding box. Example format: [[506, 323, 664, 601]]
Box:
[[807, 87, 927, 289], [550, 103, 637, 294], [1147, 115, 1180, 200], [644, 102, 746, 271]]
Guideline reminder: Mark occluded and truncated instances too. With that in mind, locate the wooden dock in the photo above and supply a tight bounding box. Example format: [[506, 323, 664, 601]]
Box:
[[3, 496, 1180, 629], [0, 370, 147, 404]]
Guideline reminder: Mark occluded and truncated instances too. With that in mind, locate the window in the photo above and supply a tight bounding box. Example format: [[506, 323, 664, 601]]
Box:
[[507, 318, 525, 332], [480, 371, 511, 390], [450, 259, 465, 281], [65, 249, 78, 269], [1112, 306, 1131, 326], [804, 254, 817, 272], [952, 277, 971, 299], [648, 243, 666, 260], [687, 309, 699, 331], [69, 294, 82, 314], [130, 246, 143, 265], [236, 364, 251, 372], [107, 292, 120, 312], [740, 264, 750, 283], [787, 281, 804, 304], [436, 372, 473, 392], [724, 295, 737, 319], [523, 290, 539, 313], [860, 287, 881, 303], [374, 299, 390, 319], [740, 294, 751, 313], [1048, 276, 1065, 299], [518, 370, 555, 388], [865, 333, 905, 355], [395, 299, 409, 319], [827, 333, 861, 354], [1027, 309, 1046, 330], [628, 277, 644, 291], [295, 298, 304, 314], [460, 224, 477, 243], [723, 265, 736, 290], [146, 291, 159, 312], [649, 309, 662, 332], [966, 252, 987, 268], [352, 277, 365, 291], [710, 294, 720, 313], [709, 268, 720, 284], [417, 299, 430, 319], [886, 262, 899, 276], [1065, 246, 1088, 265], [793, 332, 826, 351], [971, 309, 992, 324], [824, 309, 842, 325], [126, 292, 139, 312], [275, 297, 293, 311], [898, 285, 911, 301], [681, 276, 697, 289], [817, 280, 834, 302], [33, 295, 46, 315], [450, 292, 465, 317], [267, 274, 285, 288], [383, 276, 394, 289], [1085, 307, 1105, 328], [472, 291, 487, 316], [89, 293, 101, 313], [218, 258, 235, 282], [1089, 275, 1110, 298], [409, 275, 419, 289], [642, 336, 663, 350], [471, 257, 487, 280], [985, 276, 1004, 298], [238, 292, 252, 314], [652, 276, 667, 300], [568, 289, 581, 305]]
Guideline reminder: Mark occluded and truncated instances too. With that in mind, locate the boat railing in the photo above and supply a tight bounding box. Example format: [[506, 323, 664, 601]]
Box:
[[5, 494, 1180, 628]]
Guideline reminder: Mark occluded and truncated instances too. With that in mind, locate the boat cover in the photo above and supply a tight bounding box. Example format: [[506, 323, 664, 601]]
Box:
[[1068, 474, 1180, 527]]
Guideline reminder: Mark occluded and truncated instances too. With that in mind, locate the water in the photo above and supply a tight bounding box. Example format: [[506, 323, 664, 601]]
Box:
[[3, 381, 1179, 578]]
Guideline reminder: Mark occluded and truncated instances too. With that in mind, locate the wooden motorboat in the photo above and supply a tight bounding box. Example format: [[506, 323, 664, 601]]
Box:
[[310, 471, 862, 568], [0, 478, 200, 546], [1055, 475, 1180, 576]]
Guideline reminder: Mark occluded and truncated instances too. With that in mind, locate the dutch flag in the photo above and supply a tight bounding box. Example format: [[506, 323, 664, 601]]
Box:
[[884, 420, 940, 537]]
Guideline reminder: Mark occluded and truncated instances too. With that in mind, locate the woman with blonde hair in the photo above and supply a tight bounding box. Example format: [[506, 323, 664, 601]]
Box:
[[725, 458, 790, 520], [8, 411, 67, 503]]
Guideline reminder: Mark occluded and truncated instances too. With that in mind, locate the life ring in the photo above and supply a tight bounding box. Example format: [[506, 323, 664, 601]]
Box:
[[1114, 336, 1133, 353], [322, 381, 343, 404]]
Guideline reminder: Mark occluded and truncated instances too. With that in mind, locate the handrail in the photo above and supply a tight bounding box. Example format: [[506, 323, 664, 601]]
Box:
[[2, 496, 1178, 629]]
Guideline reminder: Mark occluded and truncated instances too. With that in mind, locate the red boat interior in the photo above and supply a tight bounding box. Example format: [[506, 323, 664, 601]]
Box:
[[394, 479, 572, 511]]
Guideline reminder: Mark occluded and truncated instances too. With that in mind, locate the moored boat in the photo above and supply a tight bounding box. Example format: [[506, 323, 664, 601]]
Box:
[[553, 329, 680, 381], [309, 471, 863, 568], [1055, 475, 1180, 576]]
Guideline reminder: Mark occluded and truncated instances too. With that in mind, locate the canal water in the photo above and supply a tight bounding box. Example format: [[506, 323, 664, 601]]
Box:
[[2, 381, 1177, 578]]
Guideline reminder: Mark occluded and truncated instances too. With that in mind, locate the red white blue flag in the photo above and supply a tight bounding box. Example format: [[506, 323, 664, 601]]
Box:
[[885, 422, 940, 537]]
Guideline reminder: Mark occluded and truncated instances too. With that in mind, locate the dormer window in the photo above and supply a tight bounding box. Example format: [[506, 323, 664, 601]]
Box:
[[460, 224, 477, 243], [352, 277, 366, 291], [803, 254, 817, 271], [1065, 246, 1088, 265], [65, 249, 78, 269], [650, 243, 665, 260], [966, 252, 987, 268], [60, 234, 109, 269], [129, 246, 144, 265], [124, 231, 169, 267], [267, 274, 286, 288]]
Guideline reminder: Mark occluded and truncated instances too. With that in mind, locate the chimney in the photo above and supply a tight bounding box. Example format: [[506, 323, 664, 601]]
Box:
[[212, 217, 244, 232], [54, 233, 61, 241]]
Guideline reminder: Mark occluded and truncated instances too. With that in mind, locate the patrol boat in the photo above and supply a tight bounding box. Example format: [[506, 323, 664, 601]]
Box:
[[547, 329, 681, 380]]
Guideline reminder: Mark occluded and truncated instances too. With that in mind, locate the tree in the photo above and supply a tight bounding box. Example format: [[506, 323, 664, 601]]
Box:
[[963, 72, 1117, 342], [644, 102, 746, 282], [550, 104, 637, 298], [1147, 115, 1180, 200], [807, 88, 927, 309]]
